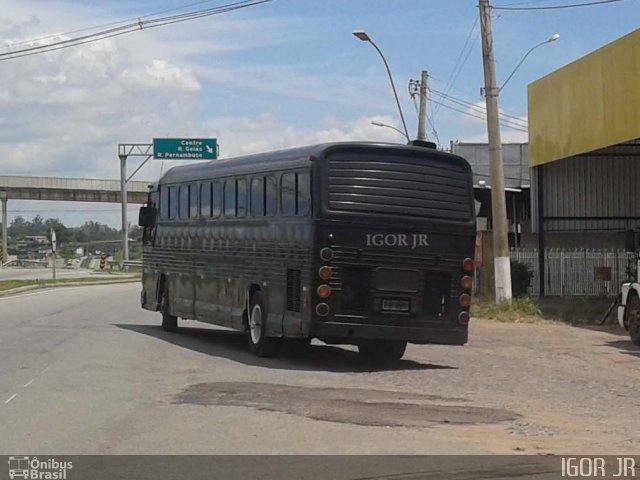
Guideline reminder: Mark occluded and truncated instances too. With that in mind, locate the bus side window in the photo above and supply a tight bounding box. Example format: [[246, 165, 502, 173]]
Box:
[[281, 172, 296, 216], [250, 177, 264, 217], [200, 182, 211, 217], [169, 186, 178, 220], [224, 179, 235, 217], [212, 182, 222, 218], [179, 185, 189, 219], [265, 176, 277, 216], [297, 172, 311, 216], [237, 178, 247, 217], [160, 186, 169, 220], [189, 183, 199, 219]]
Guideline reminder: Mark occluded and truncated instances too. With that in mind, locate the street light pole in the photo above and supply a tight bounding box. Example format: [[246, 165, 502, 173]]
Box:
[[353, 30, 410, 142], [479, 0, 512, 302], [371, 121, 409, 141], [500, 33, 560, 92]]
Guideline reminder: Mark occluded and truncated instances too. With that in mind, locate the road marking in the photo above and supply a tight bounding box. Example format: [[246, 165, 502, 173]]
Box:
[[4, 394, 17, 404], [21, 365, 50, 389]]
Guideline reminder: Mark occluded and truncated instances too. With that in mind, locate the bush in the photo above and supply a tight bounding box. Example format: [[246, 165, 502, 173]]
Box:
[[511, 260, 533, 298]]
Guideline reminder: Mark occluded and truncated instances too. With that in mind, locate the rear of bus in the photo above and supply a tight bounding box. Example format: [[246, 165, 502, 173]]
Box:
[[311, 143, 476, 352]]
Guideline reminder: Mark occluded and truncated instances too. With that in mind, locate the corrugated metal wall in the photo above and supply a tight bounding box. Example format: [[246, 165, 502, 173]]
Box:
[[531, 142, 640, 232]]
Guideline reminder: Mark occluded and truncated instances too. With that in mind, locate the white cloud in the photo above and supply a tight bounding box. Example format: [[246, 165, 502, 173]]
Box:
[[121, 59, 200, 93]]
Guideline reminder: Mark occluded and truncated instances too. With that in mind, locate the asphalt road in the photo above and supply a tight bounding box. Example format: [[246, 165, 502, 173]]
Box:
[[0, 283, 638, 456]]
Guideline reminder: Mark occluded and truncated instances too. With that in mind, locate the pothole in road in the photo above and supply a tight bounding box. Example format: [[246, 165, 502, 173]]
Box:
[[174, 382, 519, 427]]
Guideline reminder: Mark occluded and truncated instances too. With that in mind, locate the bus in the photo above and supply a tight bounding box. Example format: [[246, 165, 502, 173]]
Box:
[[138, 141, 476, 362]]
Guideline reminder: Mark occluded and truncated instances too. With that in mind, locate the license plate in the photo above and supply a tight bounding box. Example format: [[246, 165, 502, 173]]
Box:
[[382, 299, 410, 312]]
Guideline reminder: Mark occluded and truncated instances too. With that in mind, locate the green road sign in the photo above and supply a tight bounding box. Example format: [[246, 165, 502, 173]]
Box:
[[153, 138, 218, 160]]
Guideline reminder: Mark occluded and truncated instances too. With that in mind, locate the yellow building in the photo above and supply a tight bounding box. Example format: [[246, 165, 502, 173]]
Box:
[[527, 29, 640, 295]]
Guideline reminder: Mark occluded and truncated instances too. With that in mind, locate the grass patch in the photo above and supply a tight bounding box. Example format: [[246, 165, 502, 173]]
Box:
[[0, 276, 140, 292], [472, 296, 616, 325], [472, 297, 543, 323], [537, 296, 613, 325]]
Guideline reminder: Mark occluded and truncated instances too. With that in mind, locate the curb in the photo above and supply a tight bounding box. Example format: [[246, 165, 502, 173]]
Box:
[[0, 278, 140, 297]]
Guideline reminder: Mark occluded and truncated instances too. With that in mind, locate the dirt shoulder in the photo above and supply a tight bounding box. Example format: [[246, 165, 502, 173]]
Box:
[[397, 318, 639, 453]]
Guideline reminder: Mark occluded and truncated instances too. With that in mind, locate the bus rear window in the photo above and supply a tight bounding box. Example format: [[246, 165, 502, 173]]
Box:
[[327, 154, 472, 221]]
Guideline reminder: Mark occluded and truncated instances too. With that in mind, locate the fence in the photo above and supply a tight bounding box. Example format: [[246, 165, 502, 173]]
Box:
[[510, 248, 636, 297]]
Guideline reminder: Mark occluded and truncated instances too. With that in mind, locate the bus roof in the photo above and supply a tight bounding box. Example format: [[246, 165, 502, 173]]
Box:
[[158, 141, 468, 185]]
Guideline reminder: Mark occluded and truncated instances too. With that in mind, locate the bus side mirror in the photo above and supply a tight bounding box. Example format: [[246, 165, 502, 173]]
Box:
[[138, 206, 156, 228]]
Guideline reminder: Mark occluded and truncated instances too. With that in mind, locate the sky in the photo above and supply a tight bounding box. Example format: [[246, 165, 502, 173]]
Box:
[[1, 0, 639, 227]]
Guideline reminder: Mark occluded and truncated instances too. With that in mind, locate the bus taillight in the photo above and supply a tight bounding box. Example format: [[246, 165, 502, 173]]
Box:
[[316, 303, 330, 316], [320, 247, 334, 261], [459, 293, 471, 308], [462, 258, 474, 272], [317, 284, 331, 299], [318, 266, 332, 280]]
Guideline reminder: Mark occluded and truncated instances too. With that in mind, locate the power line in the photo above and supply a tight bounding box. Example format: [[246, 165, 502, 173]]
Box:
[[432, 88, 528, 122], [430, 89, 529, 128], [0, 0, 273, 62], [496, 0, 554, 6], [0, 0, 223, 51], [494, 0, 627, 10], [429, 98, 529, 132], [433, 17, 479, 119], [429, 74, 529, 123]]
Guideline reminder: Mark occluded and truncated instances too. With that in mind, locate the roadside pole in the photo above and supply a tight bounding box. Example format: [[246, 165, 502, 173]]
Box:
[[0, 191, 7, 268], [117, 143, 153, 267], [417, 70, 428, 141], [479, 0, 512, 302], [51, 228, 57, 281], [119, 154, 129, 263]]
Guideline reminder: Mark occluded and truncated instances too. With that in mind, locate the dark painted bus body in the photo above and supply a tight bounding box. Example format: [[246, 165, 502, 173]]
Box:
[[138, 142, 476, 361]]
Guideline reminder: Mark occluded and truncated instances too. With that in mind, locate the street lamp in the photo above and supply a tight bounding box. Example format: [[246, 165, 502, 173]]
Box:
[[353, 30, 410, 142], [499, 33, 560, 91], [371, 121, 410, 141]]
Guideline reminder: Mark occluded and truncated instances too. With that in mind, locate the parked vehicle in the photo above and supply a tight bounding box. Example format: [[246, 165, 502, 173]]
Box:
[[617, 261, 640, 345]]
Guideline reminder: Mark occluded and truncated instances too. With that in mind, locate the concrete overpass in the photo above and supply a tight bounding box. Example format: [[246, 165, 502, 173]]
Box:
[[0, 175, 151, 264]]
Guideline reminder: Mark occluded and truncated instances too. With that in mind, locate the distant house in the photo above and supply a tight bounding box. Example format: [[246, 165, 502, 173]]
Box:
[[16, 235, 50, 260]]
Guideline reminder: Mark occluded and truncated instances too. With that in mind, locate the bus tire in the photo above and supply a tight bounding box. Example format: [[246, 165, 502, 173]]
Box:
[[160, 287, 178, 332], [626, 294, 640, 346], [357, 340, 407, 363], [247, 291, 280, 357]]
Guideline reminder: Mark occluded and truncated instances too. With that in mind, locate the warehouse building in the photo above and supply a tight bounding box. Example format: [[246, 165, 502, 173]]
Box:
[[527, 28, 640, 295]]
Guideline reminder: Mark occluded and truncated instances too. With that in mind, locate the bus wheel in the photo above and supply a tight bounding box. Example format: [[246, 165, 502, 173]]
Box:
[[247, 291, 280, 357], [160, 288, 178, 332], [627, 295, 640, 346], [357, 340, 407, 363]]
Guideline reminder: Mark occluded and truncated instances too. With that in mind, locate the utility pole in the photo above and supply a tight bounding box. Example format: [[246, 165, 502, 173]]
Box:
[[417, 70, 428, 141], [0, 191, 7, 268], [479, 0, 512, 302]]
